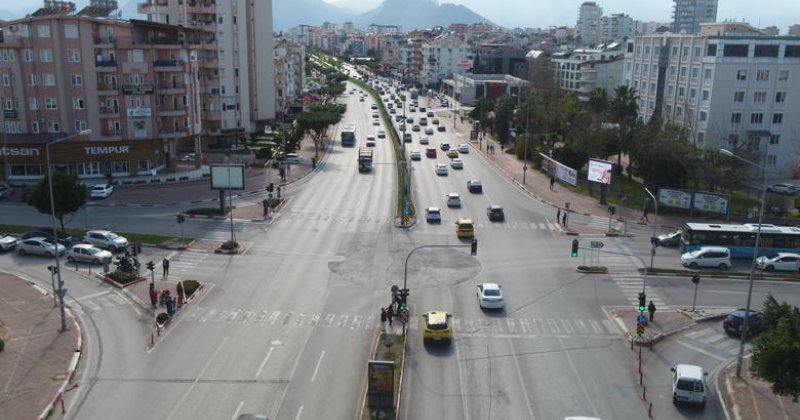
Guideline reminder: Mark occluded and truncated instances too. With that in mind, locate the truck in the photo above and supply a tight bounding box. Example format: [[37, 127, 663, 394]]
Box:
[[358, 148, 374, 172], [341, 124, 356, 147]]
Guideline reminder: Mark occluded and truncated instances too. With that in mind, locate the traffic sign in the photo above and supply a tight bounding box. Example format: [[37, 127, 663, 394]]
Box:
[[399, 308, 409, 324], [636, 324, 645, 335], [590, 241, 604, 249], [636, 314, 647, 325]]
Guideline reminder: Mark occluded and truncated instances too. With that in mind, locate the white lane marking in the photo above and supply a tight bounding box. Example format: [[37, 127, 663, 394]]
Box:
[[230, 401, 244, 420], [255, 346, 276, 378], [560, 336, 600, 416], [510, 337, 537, 420], [165, 337, 228, 420], [294, 406, 304, 420], [311, 351, 326, 383], [676, 340, 729, 362], [75, 290, 111, 300]]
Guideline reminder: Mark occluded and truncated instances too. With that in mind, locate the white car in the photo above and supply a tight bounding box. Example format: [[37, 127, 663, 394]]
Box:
[[457, 144, 469, 153], [67, 244, 113, 265], [90, 183, 114, 198], [425, 127, 434, 135], [766, 183, 797, 195], [409, 149, 421, 160], [477, 283, 504, 309], [419, 136, 429, 145], [450, 158, 463, 169], [435, 163, 448, 176], [0, 233, 17, 251], [282, 153, 304, 163], [83, 230, 129, 252], [426, 207, 441, 223], [377, 130, 386, 138], [372, 118, 380, 126], [17, 238, 65, 257], [446, 193, 461, 208], [756, 252, 800, 271], [366, 136, 376, 147]]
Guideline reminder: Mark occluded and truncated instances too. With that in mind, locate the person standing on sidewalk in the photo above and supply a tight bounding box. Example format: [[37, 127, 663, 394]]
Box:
[[640, 203, 650, 222], [562, 212, 567, 227], [549, 176, 555, 190], [648, 301, 656, 322], [162, 257, 170, 277], [557, 208, 561, 224]]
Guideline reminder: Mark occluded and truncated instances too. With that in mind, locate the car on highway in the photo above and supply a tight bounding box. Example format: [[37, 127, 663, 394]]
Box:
[[487, 205, 505, 221], [366, 136, 376, 147], [83, 230, 129, 252], [422, 310, 452, 345], [756, 252, 800, 271], [723, 309, 764, 338], [372, 111, 379, 118], [425, 127, 434, 135], [446, 149, 459, 158], [680, 246, 731, 269], [66, 244, 113, 265], [282, 153, 304, 163], [432, 118, 439, 125], [467, 179, 482, 193], [412, 125, 421, 132], [409, 149, 421, 160], [446, 193, 461, 207], [0, 233, 17, 251], [371, 103, 378, 110], [457, 144, 469, 153], [389, 108, 396, 114], [420, 107, 427, 113], [426, 207, 441, 223], [22, 229, 73, 246], [766, 183, 797, 195], [657, 230, 681, 247], [372, 118, 380, 126], [435, 163, 448, 176], [477, 283, 504, 309], [17, 238, 66, 257], [427, 111, 434, 117], [377, 130, 386, 138], [437, 125, 446, 132], [450, 158, 463, 169], [426, 148, 437, 158], [440, 142, 450, 151], [419, 117, 428, 126], [359, 96, 364, 102], [419, 136, 429, 145], [406, 117, 414, 124], [403, 133, 412, 142], [395, 115, 403, 122], [455, 218, 474, 238]]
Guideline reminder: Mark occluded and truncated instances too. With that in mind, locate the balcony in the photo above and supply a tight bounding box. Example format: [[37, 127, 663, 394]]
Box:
[[101, 129, 122, 137], [153, 59, 185, 71], [93, 35, 115, 45], [158, 105, 187, 116], [95, 58, 117, 68], [97, 82, 118, 92], [158, 128, 188, 138], [159, 82, 186, 90], [99, 106, 120, 116]]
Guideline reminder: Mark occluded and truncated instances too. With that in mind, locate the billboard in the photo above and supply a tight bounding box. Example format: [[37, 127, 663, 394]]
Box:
[[658, 188, 692, 209], [540, 153, 578, 187], [587, 159, 613, 185], [693, 192, 729, 215], [367, 360, 395, 408], [210, 164, 245, 190]]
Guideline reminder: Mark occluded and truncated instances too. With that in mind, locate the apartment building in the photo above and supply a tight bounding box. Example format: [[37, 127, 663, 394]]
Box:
[[624, 23, 800, 180], [420, 34, 474, 85], [274, 39, 305, 119], [672, 0, 718, 34], [552, 46, 625, 96], [576, 1, 603, 46], [600, 13, 635, 44]]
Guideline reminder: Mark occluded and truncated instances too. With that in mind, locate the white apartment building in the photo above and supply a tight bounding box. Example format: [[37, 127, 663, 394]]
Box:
[[552, 47, 625, 97], [139, 0, 275, 143], [576, 1, 603, 46], [672, 0, 718, 34], [274, 39, 305, 118], [420, 35, 474, 85], [624, 24, 800, 180], [600, 13, 635, 43]]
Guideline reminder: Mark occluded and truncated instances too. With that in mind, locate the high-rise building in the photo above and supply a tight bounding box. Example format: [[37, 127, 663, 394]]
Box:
[[600, 13, 635, 43], [576, 1, 603, 46], [624, 23, 800, 180], [788, 24, 800, 37], [672, 0, 718, 34]]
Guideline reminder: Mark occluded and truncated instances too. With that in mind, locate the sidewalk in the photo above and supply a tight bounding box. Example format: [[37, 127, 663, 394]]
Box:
[[0, 272, 80, 420], [718, 357, 800, 420]]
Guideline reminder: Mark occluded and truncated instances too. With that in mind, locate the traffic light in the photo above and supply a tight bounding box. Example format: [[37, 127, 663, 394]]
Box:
[[470, 238, 478, 256], [570, 239, 579, 257], [638, 292, 646, 311], [691, 275, 700, 284], [146, 261, 155, 272], [399, 288, 409, 306], [176, 214, 186, 223]]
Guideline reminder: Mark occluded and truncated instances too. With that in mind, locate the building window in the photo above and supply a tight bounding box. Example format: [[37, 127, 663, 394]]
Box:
[[678, 87, 685, 97], [723, 44, 749, 57], [32, 121, 40, 133], [731, 112, 742, 123], [45, 97, 57, 110], [73, 97, 85, 109], [692, 67, 699, 78], [37, 25, 50, 38], [694, 47, 701, 57], [71, 74, 83, 86], [770, 134, 780, 145], [47, 121, 60, 132], [773, 113, 783, 124], [736, 70, 747, 81], [754, 44, 779, 57], [43, 73, 55, 86], [734, 91, 745, 102], [75, 120, 87, 132], [697, 132, 704, 143], [130, 49, 144, 62], [669, 65, 676, 76], [671, 46, 678, 56], [10, 164, 43, 176], [29, 97, 38, 110], [702, 90, 710, 100], [775, 91, 786, 103], [706, 44, 717, 56], [22, 49, 32, 62], [27, 73, 36, 86], [39, 49, 53, 62], [778, 70, 789, 81], [682, 46, 689, 57], [690, 88, 697, 99], [67, 49, 80, 63], [751, 113, 763, 124], [0, 74, 8, 86], [704, 69, 712, 80], [137, 160, 151, 172], [64, 24, 78, 39], [699, 111, 707, 122], [680, 67, 687, 78], [667, 85, 674, 96], [756, 69, 770, 81], [753, 91, 767, 103]]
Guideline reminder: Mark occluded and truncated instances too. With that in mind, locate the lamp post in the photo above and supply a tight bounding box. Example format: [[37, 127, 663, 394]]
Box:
[[47, 129, 92, 332], [522, 100, 530, 185], [720, 147, 767, 379], [643, 187, 658, 270]]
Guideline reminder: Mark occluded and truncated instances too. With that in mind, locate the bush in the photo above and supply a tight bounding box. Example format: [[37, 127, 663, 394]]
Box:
[[106, 271, 139, 284], [220, 240, 239, 250], [0, 337, 4, 352], [183, 280, 200, 297], [156, 313, 169, 324]]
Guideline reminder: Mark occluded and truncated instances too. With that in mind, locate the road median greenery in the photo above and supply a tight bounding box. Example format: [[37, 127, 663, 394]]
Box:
[[0, 224, 193, 248]]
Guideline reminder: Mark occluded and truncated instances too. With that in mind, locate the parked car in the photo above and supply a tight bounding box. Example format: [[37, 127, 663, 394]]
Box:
[[487, 205, 505, 222], [680, 246, 731, 269], [658, 230, 682, 247], [0, 183, 14, 199], [90, 183, 114, 198], [446, 193, 461, 207], [83, 230, 129, 252], [766, 183, 797, 195], [756, 252, 800, 271], [477, 283, 504, 309], [0, 233, 17, 251], [723, 309, 764, 338], [435, 163, 448, 176], [282, 153, 304, 163], [426, 207, 441, 223], [409, 149, 421, 160], [66, 244, 113, 265], [22, 229, 73, 246], [17, 238, 66, 257], [467, 179, 483, 193]]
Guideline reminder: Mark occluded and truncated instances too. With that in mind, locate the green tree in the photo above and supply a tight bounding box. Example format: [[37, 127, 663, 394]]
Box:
[[609, 86, 640, 171], [296, 104, 345, 157], [493, 94, 516, 145], [588, 87, 609, 129], [26, 171, 86, 233], [751, 294, 800, 401], [468, 97, 494, 126]]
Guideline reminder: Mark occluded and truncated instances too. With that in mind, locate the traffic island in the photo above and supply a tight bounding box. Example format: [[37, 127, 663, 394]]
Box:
[[101, 271, 147, 288], [361, 329, 406, 420], [214, 240, 239, 254]]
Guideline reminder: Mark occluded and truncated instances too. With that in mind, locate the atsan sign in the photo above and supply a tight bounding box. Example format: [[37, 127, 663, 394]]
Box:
[[0, 147, 40, 156], [84, 146, 130, 155]]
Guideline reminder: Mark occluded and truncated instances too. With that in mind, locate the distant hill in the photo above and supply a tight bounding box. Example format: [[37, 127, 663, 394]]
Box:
[[274, 0, 350, 31], [355, 0, 492, 30]]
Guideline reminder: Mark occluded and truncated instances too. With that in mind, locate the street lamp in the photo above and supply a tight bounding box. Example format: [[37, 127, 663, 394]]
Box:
[[47, 129, 92, 332], [720, 147, 767, 379], [643, 187, 658, 270]]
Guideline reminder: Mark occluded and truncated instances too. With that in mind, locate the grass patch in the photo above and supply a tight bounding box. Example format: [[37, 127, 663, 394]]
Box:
[[182, 279, 200, 297], [106, 271, 140, 285], [0, 224, 191, 247]]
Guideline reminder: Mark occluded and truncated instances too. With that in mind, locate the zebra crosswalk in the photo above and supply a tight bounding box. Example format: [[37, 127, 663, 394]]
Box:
[[679, 326, 747, 360], [75, 290, 130, 314], [164, 249, 208, 279], [200, 219, 247, 242], [613, 274, 671, 310], [182, 305, 621, 339]]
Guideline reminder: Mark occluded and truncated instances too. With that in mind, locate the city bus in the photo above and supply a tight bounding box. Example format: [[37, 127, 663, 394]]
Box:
[[680, 222, 800, 259], [340, 124, 356, 147]]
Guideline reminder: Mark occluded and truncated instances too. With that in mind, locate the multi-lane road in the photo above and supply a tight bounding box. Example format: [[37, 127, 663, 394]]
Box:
[[2, 74, 800, 419]]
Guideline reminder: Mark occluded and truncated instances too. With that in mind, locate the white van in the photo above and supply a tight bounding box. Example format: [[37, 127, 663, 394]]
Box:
[[680, 246, 731, 269], [671, 364, 708, 407]]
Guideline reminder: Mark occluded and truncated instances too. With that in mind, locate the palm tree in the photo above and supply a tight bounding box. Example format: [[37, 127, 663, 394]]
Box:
[[588, 87, 609, 129], [609, 85, 640, 171]]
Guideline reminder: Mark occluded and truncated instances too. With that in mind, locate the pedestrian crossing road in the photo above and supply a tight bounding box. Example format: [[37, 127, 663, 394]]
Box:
[[163, 249, 207, 279], [182, 305, 622, 339], [613, 274, 671, 310]]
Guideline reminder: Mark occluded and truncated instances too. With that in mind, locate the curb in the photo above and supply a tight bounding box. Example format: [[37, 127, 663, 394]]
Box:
[[37, 309, 82, 420]]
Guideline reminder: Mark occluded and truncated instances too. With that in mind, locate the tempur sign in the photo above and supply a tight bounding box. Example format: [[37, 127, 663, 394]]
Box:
[[84, 146, 130, 155], [0, 147, 40, 156]]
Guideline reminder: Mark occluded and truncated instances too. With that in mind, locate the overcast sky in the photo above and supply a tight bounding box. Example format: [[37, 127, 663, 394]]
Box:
[[0, 0, 795, 33]]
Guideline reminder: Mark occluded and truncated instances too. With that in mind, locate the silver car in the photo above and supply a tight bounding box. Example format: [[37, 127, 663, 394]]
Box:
[[83, 230, 129, 252], [67, 244, 113, 265], [0, 233, 17, 251], [17, 238, 66, 257]]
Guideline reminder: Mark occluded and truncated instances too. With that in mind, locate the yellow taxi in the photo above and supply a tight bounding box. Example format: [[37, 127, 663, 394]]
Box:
[[422, 311, 453, 345], [455, 218, 475, 238]]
